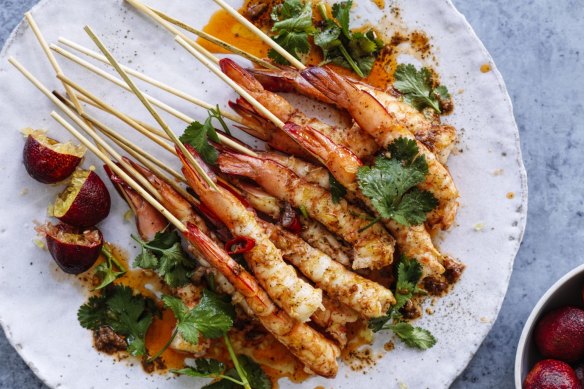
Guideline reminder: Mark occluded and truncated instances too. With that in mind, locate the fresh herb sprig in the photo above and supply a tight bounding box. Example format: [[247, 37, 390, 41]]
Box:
[[132, 229, 196, 288], [268, 0, 316, 64], [147, 289, 235, 362], [179, 107, 231, 165], [357, 137, 438, 227], [93, 245, 126, 290], [164, 289, 271, 389], [394, 64, 451, 114], [77, 285, 159, 356], [315, 0, 384, 77], [368, 257, 436, 350]]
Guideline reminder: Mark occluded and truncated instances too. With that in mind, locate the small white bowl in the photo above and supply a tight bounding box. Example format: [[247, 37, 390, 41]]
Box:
[[515, 263, 584, 387]]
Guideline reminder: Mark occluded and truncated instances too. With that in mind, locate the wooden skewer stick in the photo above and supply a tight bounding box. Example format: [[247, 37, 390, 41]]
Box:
[[75, 93, 169, 141], [24, 13, 84, 114], [84, 26, 219, 191], [56, 39, 242, 124], [8, 56, 162, 201], [145, 4, 277, 70], [211, 0, 305, 70], [176, 35, 286, 130], [53, 91, 181, 182], [51, 44, 256, 157], [51, 111, 186, 232], [125, 0, 218, 65], [57, 74, 175, 154], [24, 12, 108, 154]]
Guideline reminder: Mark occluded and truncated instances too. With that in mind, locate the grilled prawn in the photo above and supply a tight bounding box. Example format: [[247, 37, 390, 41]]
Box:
[[250, 66, 457, 163], [217, 151, 396, 270], [220, 58, 379, 159], [302, 66, 460, 230], [282, 123, 447, 277]]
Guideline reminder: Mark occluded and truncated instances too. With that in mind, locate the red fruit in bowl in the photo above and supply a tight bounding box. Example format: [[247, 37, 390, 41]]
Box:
[[49, 169, 111, 227], [37, 222, 103, 275], [22, 128, 85, 184], [535, 306, 584, 362], [524, 359, 581, 389]]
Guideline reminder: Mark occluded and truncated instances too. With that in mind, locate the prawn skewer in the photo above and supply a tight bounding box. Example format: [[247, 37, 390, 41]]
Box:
[[217, 150, 396, 270], [301, 67, 460, 230], [41, 105, 341, 377], [282, 123, 448, 278], [220, 58, 379, 159], [178, 147, 323, 322], [250, 66, 457, 163]]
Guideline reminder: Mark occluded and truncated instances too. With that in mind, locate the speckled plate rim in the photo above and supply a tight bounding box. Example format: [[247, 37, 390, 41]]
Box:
[[0, 0, 528, 388]]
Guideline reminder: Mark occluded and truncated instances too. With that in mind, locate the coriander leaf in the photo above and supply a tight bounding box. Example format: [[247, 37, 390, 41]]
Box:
[[332, 0, 352, 39], [357, 137, 437, 226], [269, 0, 315, 63], [389, 322, 436, 350], [77, 285, 158, 356], [329, 173, 347, 203], [393, 256, 424, 312], [93, 246, 125, 290], [203, 356, 272, 389], [388, 137, 418, 163], [391, 189, 438, 226], [179, 119, 220, 165], [173, 358, 225, 377], [238, 355, 272, 389], [368, 256, 424, 332], [313, 20, 341, 56], [209, 105, 231, 136], [162, 289, 235, 346], [93, 262, 125, 291], [78, 295, 108, 330], [132, 230, 196, 288], [394, 64, 450, 114]]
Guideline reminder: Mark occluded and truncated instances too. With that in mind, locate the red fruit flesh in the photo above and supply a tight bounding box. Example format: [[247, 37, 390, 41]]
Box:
[[535, 306, 584, 362], [524, 359, 581, 389], [22, 129, 84, 184], [38, 223, 103, 275], [50, 169, 111, 228]]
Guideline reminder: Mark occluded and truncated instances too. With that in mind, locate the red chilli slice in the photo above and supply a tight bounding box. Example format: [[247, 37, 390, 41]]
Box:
[[225, 236, 255, 255]]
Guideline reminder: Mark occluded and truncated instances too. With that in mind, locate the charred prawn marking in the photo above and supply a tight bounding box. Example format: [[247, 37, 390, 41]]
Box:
[[301, 66, 460, 230], [217, 151, 396, 270]]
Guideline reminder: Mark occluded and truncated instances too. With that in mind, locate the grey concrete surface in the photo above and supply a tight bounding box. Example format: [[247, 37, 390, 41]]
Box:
[[1, 0, 583, 388]]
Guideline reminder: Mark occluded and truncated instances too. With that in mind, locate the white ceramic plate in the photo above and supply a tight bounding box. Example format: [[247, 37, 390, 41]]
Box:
[[0, 0, 527, 388]]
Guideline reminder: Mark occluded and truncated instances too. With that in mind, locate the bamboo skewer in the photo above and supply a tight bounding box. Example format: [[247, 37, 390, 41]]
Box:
[[176, 36, 286, 130], [75, 93, 169, 141], [24, 12, 108, 154], [56, 39, 242, 124], [55, 91, 200, 207], [51, 44, 256, 157], [83, 26, 219, 191], [51, 111, 186, 232], [210, 0, 305, 70], [57, 74, 175, 154], [145, 3, 277, 70], [8, 57, 162, 201], [25, 13, 84, 114], [125, 0, 218, 65], [54, 91, 180, 180]]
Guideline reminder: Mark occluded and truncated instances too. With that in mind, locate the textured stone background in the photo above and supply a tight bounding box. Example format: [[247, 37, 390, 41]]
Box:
[[1, 0, 583, 387]]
